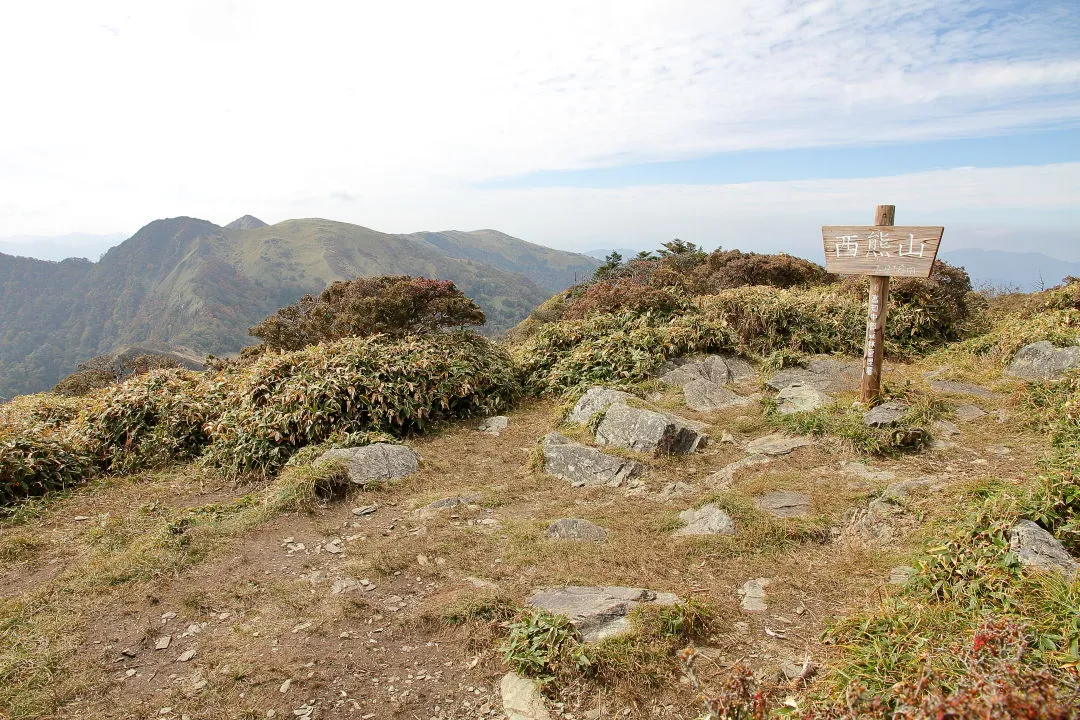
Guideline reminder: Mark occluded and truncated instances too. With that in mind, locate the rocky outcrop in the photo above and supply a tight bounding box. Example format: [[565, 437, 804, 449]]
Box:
[[765, 358, 862, 393], [1005, 341, 1080, 381], [1009, 520, 1079, 575], [317, 443, 419, 485], [566, 387, 635, 425], [744, 433, 812, 456], [541, 433, 644, 487], [595, 405, 708, 455], [863, 402, 908, 428], [658, 355, 755, 412], [526, 586, 679, 642], [776, 384, 831, 415]]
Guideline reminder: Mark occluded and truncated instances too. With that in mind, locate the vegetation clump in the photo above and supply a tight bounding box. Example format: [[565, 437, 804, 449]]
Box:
[[248, 275, 486, 352]]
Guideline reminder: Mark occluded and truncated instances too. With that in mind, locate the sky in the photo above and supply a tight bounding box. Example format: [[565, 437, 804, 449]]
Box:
[[1, 0, 1078, 261]]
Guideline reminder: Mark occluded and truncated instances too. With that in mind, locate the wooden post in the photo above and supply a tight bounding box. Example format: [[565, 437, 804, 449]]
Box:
[[861, 204, 894, 403]]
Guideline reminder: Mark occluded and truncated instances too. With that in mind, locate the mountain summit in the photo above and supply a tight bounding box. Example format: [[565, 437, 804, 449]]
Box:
[[0, 217, 598, 398], [225, 215, 269, 230]]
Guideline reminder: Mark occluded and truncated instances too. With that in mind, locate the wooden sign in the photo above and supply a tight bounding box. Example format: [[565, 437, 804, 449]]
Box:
[[820, 205, 944, 403], [821, 226, 943, 278]]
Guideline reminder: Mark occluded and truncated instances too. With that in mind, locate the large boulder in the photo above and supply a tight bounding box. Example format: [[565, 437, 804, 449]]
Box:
[[541, 433, 644, 487], [566, 387, 636, 425], [1009, 520, 1079, 576], [1006, 341, 1080, 381], [526, 586, 679, 642], [595, 405, 708, 455], [317, 443, 419, 486]]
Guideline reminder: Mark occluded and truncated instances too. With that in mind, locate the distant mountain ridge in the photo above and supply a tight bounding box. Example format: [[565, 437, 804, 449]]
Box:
[[0, 216, 599, 398], [940, 249, 1080, 292]]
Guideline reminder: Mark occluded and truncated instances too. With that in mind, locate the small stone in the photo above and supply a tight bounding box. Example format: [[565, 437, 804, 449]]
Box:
[[279, 678, 292, 693], [193, 678, 208, 690], [676, 504, 735, 536], [478, 416, 510, 435], [954, 404, 987, 422], [933, 419, 960, 436], [176, 650, 196, 663], [739, 578, 771, 613], [863, 402, 908, 428], [780, 659, 818, 681], [838, 461, 896, 481], [324, 540, 343, 554], [705, 454, 772, 487], [351, 505, 378, 517], [888, 566, 917, 585], [73, 515, 91, 521], [500, 672, 552, 720], [155, 635, 172, 650], [744, 434, 812, 456], [331, 578, 362, 594], [545, 518, 609, 542], [986, 445, 1012, 455]]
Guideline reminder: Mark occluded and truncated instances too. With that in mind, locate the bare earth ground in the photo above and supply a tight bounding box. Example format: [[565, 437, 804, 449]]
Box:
[[0, 360, 1047, 720]]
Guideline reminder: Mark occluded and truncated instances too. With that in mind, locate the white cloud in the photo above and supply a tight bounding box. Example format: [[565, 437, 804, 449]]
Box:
[[0, 1, 1078, 236]]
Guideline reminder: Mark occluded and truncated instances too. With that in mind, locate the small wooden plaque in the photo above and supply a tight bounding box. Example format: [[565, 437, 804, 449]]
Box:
[[821, 226, 943, 277]]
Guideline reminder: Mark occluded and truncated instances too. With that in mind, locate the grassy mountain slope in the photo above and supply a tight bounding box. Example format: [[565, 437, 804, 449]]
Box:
[[0, 217, 588, 399]]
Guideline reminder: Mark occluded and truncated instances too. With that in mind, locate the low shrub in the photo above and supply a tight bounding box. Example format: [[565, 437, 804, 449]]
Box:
[[0, 394, 91, 431], [80, 369, 221, 474], [686, 248, 833, 293], [0, 425, 95, 506], [203, 331, 520, 477]]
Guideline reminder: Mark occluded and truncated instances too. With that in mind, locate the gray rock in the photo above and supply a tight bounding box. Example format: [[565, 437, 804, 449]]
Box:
[[780, 659, 818, 682], [500, 672, 552, 720], [933, 419, 960, 436], [675, 504, 735, 536], [659, 354, 755, 386], [526, 586, 680, 642], [777, 384, 831, 415], [765, 358, 862, 393], [863, 401, 909, 428], [954, 404, 987, 422], [595, 405, 708, 455], [331, 577, 363, 594], [838, 461, 896, 482], [1006, 341, 1080, 381], [545, 518, 609, 542], [351, 504, 378, 517], [658, 481, 693, 500], [986, 444, 1012, 455], [541, 432, 644, 487], [478, 416, 509, 435], [683, 379, 754, 412], [566, 387, 636, 425], [745, 433, 812, 456], [888, 566, 917, 585], [413, 494, 481, 517], [705, 454, 772, 487], [738, 578, 771, 612], [929, 379, 1000, 398], [1009, 520, 1079, 575], [317, 443, 420, 486], [754, 490, 813, 518]]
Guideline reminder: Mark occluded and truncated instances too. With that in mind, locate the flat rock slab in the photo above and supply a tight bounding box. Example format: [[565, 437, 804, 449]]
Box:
[[738, 578, 771, 612], [595, 405, 708, 455], [838, 461, 896, 482], [1010, 520, 1079, 576], [542, 432, 644, 487], [659, 354, 755, 387], [317, 443, 420, 486], [527, 586, 680, 642], [545, 518, 608, 542], [929, 380, 1000, 398], [683, 379, 754, 412], [745, 433, 812, 456], [705, 454, 772, 487], [500, 673, 552, 720], [676, 504, 735, 536], [954, 404, 987, 422], [754, 490, 813, 518], [478, 416, 509, 435], [765, 358, 862, 393], [777, 384, 831, 415], [863, 402, 909, 428], [1006, 341, 1080, 381], [566, 387, 636, 425]]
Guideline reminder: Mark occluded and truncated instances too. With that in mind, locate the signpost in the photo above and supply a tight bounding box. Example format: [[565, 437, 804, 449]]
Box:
[[821, 205, 944, 403]]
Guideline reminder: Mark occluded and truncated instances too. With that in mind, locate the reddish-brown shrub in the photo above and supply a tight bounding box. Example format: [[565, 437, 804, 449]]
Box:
[[687, 249, 834, 294]]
